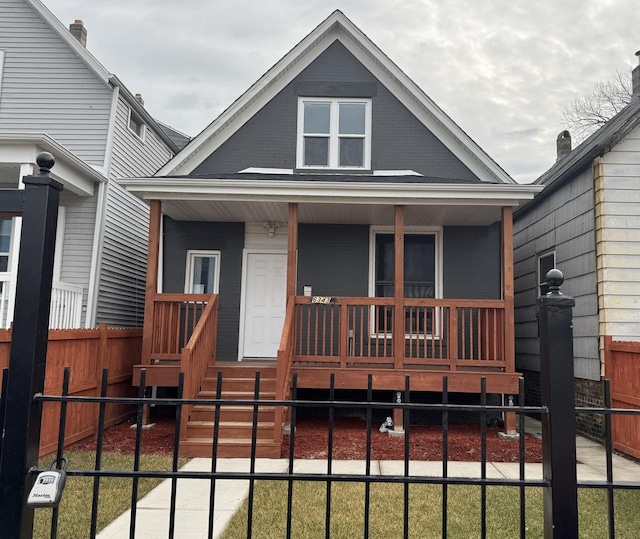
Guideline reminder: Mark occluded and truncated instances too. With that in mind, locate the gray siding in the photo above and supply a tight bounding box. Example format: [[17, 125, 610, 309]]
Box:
[[297, 225, 370, 296], [193, 41, 478, 181], [58, 190, 98, 327], [0, 0, 111, 165], [514, 166, 599, 380], [443, 224, 501, 299], [96, 96, 175, 326], [162, 218, 245, 361]]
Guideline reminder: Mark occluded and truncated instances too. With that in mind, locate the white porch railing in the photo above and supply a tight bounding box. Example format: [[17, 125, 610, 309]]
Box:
[[0, 274, 83, 329]]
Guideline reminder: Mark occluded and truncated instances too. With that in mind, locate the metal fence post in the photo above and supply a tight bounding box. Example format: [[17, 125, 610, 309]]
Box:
[[537, 269, 578, 538], [0, 153, 61, 538]]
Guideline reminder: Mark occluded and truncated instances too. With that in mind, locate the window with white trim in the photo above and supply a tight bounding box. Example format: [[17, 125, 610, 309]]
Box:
[[370, 227, 442, 335], [537, 250, 556, 296], [185, 250, 220, 294], [297, 98, 371, 169], [0, 50, 5, 101], [127, 107, 146, 140]]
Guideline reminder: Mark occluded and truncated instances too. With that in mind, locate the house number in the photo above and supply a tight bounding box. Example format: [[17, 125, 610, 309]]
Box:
[[311, 296, 333, 304]]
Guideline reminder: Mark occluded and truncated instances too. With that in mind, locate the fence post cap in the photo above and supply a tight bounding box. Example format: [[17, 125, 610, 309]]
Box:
[[545, 269, 564, 295], [36, 152, 55, 173]]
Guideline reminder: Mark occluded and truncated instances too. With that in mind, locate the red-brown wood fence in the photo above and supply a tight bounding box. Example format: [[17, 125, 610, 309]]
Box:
[[605, 336, 640, 459], [0, 324, 142, 456]]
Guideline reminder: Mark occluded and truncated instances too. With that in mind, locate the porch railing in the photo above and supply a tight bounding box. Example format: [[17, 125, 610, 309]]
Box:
[[179, 294, 218, 441], [145, 293, 214, 364], [0, 274, 83, 329], [293, 296, 509, 371], [275, 298, 296, 442]]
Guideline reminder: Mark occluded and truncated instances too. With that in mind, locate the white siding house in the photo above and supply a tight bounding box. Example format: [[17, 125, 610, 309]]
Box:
[[0, 0, 180, 328]]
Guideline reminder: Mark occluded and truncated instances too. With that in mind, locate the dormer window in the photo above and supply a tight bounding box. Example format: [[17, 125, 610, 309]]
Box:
[[297, 98, 371, 169], [128, 108, 146, 140]]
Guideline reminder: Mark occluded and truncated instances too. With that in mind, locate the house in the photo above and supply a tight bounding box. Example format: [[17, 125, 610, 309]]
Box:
[[120, 11, 541, 456], [513, 56, 640, 441], [0, 0, 183, 329]]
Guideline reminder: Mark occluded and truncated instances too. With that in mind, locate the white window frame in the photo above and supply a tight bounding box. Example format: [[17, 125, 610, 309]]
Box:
[[368, 226, 443, 338], [537, 250, 556, 296], [296, 97, 372, 170], [127, 107, 146, 141], [184, 250, 221, 294]]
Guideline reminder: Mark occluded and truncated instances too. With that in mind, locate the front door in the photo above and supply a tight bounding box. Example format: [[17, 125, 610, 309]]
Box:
[[242, 252, 287, 358]]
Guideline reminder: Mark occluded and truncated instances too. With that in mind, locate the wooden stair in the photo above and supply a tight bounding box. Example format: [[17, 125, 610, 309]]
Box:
[[179, 363, 282, 458]]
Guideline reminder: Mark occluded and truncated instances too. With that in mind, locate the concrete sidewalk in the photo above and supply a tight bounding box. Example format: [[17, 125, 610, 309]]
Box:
[[97, 419, 640, 539]]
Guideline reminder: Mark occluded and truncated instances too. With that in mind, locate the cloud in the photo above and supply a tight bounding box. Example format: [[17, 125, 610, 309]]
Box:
[[43, 0, 640, 183]]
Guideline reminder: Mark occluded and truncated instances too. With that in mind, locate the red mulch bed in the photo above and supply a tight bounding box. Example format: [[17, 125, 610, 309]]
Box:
[[70, 411, 542, 462]]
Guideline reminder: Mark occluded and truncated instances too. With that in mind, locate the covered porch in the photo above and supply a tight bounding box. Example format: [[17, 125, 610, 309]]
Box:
[[122, 175, 539, 454]]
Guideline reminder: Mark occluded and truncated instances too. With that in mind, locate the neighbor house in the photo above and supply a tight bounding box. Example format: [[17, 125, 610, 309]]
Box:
[[0, 0, 184, 329], [121, 11, 541, 456], [514, 56, 640, 442]]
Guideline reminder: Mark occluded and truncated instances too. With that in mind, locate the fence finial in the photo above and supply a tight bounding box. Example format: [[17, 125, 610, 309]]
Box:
[[36, 152, 55, 174], [545, 268, 564, 295]]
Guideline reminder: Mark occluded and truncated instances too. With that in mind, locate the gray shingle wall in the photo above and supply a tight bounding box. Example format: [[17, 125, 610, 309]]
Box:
[[162, 218, 245, 361], [514, 165, 599, 380], [193, 41, 478, 181]]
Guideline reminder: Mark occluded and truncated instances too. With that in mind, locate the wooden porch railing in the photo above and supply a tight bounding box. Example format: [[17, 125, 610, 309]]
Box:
[[178, 295, 219, 442], [292, 296, 509, 371], [143, 293, 213, 364], [274, 298, 296, 443]]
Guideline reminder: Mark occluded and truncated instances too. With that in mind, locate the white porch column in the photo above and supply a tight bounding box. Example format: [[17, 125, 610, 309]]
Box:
[[5, 163, 32, 327]]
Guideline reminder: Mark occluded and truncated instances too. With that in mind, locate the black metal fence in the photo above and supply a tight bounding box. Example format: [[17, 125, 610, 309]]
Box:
[[2, 366, 640, 538]]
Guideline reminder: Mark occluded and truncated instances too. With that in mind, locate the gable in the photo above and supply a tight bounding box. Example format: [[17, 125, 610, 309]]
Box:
[[160, 11, 514, 184], [192, 41, 479, 181]]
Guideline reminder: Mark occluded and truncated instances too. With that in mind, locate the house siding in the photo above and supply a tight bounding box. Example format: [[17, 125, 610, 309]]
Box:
[[596, 125, 640, 340], [58, 189, 98, 326], [96, 96, 175, 327], [514, 165, 599, 380], [162, 218, 245, 361], [192, 41, 478, 181], [0, 0, 111, 165]]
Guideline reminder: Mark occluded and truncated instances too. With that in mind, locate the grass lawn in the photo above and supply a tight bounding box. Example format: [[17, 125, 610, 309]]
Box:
[[33, 451, 186, 539], [221, 481, 640, 539]]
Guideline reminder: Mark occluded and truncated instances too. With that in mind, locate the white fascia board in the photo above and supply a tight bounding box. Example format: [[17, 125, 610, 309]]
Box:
[[121, 178, 542, 206], [26, 0, 111, 86], [0, 134, 106, 195], [158, 11, 514, 185]]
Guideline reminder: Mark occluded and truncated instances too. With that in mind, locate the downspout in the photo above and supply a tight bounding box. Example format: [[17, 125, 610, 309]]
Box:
[[85, 85, 120, 327], [593, 156, 606, 377]]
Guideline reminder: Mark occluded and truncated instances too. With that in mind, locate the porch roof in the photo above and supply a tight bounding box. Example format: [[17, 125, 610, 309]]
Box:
[[120, 174, 542, 226]]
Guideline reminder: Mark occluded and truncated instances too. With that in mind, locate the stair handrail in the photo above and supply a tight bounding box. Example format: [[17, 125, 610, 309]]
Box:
[[179, 294, 219, 441], [274, 297, 296, 443]]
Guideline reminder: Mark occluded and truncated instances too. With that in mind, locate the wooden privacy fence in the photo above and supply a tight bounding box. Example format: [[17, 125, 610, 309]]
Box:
[[605, 337, 640, 460], [0, 324, 142, 456]]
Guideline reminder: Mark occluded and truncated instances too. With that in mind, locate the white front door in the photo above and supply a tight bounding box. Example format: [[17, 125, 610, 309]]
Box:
[[242, 252, 287, 358]]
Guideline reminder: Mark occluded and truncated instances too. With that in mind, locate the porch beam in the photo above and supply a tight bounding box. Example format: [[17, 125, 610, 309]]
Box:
[[286, 203, 298, 300], [394, 206, 404, 369], [141, 200, 161, 366], [502, 206, 517, 434]]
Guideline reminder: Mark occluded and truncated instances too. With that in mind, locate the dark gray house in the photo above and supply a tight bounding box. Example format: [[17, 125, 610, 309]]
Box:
[[513, 58, 640, 442], [121, 11, 540, 457]]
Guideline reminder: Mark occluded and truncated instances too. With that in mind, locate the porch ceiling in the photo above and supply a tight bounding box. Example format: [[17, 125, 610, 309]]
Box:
[[160, 199, 508, 226]]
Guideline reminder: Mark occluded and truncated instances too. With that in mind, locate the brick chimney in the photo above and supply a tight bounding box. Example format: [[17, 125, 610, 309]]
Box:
[[135, 93, 145, 107], [557, 130, 572, 161], [69, 20, 87, 48], [633, 51, 640, 98]]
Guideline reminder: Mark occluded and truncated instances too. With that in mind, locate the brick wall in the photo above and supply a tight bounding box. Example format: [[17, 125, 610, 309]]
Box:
[[521, 369, 604, 442]]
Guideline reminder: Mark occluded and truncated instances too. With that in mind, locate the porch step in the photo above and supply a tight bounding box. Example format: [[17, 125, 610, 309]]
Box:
[[182, 363, 283, 459]]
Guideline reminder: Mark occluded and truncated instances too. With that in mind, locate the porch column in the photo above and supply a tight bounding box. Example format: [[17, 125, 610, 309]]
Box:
[[5, 164, 31, 327], [393, 206, 404, 370], [502, 206, 517, 434], [141, 200, 161, 366], [286, 203, 298, 301]]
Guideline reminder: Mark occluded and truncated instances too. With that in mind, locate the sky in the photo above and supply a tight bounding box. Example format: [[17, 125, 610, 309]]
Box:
[[42, 0, 640, 183]]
